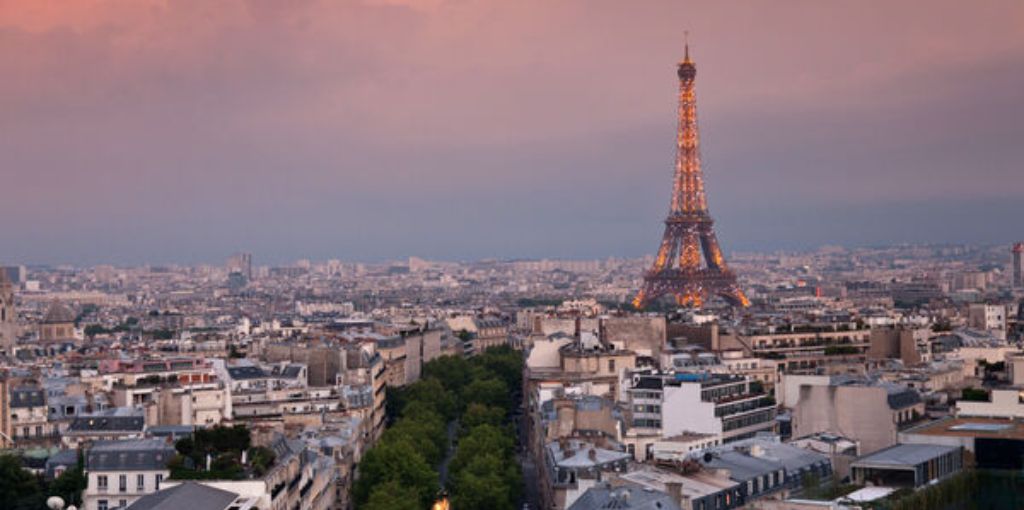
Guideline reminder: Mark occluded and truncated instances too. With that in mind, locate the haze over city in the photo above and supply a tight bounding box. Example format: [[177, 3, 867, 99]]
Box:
[[1, 1, 1022, 265]]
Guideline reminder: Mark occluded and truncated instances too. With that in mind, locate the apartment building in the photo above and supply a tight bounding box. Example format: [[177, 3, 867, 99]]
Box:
[[82, 439, 175, 510]]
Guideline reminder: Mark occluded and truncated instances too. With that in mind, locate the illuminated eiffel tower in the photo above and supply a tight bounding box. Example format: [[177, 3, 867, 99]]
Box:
[[633, 43, 749, 309]]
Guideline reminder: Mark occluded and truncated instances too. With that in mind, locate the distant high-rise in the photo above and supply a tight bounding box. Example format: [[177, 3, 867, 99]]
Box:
[[1013, 242, 1023, 289], [1, 265, 25, 284], [227, 252, 253, 281], [633, 43, 748, 309], [0, 270, 16, 351]]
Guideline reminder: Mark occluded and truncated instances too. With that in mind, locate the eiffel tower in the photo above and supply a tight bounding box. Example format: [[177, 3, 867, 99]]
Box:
[[633, 43, 749, 309]]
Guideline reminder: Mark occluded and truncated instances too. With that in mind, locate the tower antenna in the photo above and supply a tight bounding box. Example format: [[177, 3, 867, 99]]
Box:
[[684, 30, 691, 63]]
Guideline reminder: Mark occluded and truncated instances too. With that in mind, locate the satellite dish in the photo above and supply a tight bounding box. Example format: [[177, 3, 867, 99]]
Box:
[[703, 452, 714, 463]]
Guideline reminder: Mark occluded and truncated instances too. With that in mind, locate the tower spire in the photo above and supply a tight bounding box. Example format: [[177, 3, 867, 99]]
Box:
[[683, 31, 691, 64]]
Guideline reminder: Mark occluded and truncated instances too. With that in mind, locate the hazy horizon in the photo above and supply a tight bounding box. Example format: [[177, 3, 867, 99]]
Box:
[[3, 1, 1023, 266]]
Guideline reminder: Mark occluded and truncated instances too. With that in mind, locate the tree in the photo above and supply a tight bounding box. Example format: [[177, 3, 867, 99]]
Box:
[[381, 414, 446, 466], [422, 355, 472, 395], [363, 480, 423, 510], [0, 454, 43, 510], [475, 345, 523, 392], [49, 453, 87, 506], [462, 403, 506, 429], [84, 324, 109, 338], [450, 424, 514, 473], [353, 439, 438, 508], [961, 387, 990, 402], [450, 454, 518, 510], [463, 377, 509, 410], [401, 378, 458, 420]]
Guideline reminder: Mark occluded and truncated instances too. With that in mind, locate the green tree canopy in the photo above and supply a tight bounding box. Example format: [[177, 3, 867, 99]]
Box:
[[353, 439, 438, 508], [363, 480, 424, 510], [450, 424, 514, 473], [462, 403, 506, 429], [0, 454, 44, 510], [450, 453, 518, 510], [463, 377, 509, 410]]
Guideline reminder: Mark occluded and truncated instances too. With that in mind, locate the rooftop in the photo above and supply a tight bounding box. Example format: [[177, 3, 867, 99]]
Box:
[[852, 443, 960, 468], [126, 481, 240, 510], [546, 440, 630, 469], [69, 409, 145, 433], [11, 386, 46, 408], [87, 439, 175, 471], [903, 417, 1024, 440], [568, 484, 682, 510]]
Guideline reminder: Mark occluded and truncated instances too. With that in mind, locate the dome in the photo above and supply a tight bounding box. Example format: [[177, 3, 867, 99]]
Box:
[[43, 300, 76, 324]]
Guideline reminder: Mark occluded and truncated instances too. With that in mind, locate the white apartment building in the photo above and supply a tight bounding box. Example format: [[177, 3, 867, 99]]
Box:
[[968, 304, 1007, 340], [624, 371, 775, 459], [82, 439, 174, 510]]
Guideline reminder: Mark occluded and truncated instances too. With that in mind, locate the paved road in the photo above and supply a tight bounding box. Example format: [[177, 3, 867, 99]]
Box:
[[516, 411, 541, 510], [438, 419, 459, 487], [519, 450, 541, 510]]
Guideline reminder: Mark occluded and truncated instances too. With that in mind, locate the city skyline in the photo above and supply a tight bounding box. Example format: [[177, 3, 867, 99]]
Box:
[[2, 1, 1023, 265]]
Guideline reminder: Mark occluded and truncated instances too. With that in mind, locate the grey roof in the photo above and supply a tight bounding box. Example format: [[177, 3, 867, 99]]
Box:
[[474, 318, 507, 329], [46, 449, 80, 469], [147, 425, 196, 441], [10, 387, 46, 408], [546, 440, 631, 470], [852, 444, 960, 468], [705, 450, 783, 481], [46, 449, 80, 478], [126, 481, 239, 510], [270, 364, 304, 379], [69, 412, 145, 433], [715, 439, 829, 478], [86, 439, 175, 471], [881, 383, 922, 409], [569, 485, 683, 510], [226, 365, 267, 380]]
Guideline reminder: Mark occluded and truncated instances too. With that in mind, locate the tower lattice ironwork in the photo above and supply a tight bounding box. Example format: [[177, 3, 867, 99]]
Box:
[[633, 44, 749, 309]]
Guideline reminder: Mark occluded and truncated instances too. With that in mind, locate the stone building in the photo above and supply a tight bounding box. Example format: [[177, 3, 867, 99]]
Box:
[[790, 377, 924, 455], [40, 300, 76, 342]]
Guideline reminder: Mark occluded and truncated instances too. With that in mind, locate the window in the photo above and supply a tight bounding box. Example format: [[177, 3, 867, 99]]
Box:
[[137, 474, 145, 491], [119, 474, 127, 492], [98, 500, 109, 510], [608, 359, 616, 372], [35, 425, 42, 437], [155, 474, 163, 491], [97, 475, 109, 491], [119, 500, 127, 508]]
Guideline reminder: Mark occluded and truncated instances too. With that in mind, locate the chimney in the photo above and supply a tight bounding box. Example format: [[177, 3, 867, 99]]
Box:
[[574, 317, 581, 339], [665, 481, 682, 502], [750, 444, 764, 458]]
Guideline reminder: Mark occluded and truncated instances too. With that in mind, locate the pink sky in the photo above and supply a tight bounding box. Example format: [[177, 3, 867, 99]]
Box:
[[2, 1, 1023, 263]]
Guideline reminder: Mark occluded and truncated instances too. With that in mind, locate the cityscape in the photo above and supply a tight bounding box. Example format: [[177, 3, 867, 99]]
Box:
[[2, 2, 1024, 510]]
